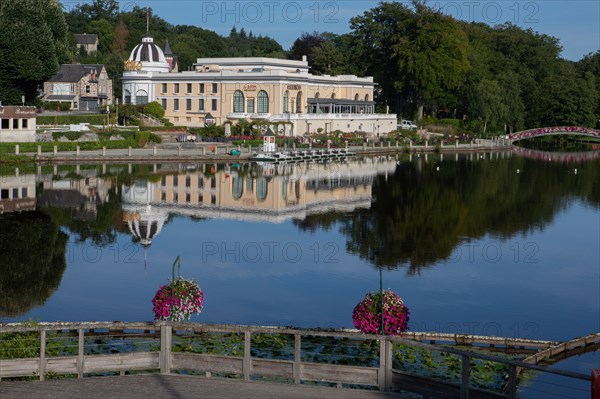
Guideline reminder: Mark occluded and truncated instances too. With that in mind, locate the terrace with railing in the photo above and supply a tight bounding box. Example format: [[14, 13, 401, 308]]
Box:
[[1, 322, 596, 398]]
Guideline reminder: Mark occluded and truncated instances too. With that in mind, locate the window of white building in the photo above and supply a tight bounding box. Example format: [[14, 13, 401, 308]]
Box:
[[233, 90, 245, 113], [257, 90, 269, 113]]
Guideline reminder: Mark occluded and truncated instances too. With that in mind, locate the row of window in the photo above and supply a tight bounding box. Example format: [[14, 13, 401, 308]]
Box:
[[0, 187, 29, 199], [162, 83, 218, 95], [160, 98, 218, 112], [0, 119, 30, 130], [161, 175, 216, 189], [161, 191, 217, 205], [233, 90, 269, 113]]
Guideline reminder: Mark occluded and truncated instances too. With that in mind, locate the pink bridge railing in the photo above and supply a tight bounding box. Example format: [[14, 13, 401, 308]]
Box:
[[508, 126, 600, 142]]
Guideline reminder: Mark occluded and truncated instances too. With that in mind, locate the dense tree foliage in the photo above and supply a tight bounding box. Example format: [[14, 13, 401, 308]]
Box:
[[0, 211, 67, 316], [0, 0, 70, 104], [295, 157, 600, 273]]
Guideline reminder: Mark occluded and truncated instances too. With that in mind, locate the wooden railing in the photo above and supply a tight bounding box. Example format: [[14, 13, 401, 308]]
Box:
[[0, 322, 593, 399]]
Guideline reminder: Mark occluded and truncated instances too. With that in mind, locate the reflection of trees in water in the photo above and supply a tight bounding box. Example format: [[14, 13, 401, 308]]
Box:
[[40, 185, 127, 246], [0, 211, 68, 317], [295, 158, 599, 273]]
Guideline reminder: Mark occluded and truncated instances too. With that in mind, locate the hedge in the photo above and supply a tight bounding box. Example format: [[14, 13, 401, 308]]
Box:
[[37, 114, 109, 125], [0, 140, 138, 154]]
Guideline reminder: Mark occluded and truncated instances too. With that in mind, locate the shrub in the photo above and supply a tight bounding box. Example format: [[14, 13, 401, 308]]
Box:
[[42, 102, 71, 111], [51, 131, 83, 141], [142, 101, 165, 119], [37, 114, 107, 125]]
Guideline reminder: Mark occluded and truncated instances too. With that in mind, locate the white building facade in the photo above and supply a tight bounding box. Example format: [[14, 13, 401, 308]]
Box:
[[0, 106, 37, 142], [122, 35, 397, 137]]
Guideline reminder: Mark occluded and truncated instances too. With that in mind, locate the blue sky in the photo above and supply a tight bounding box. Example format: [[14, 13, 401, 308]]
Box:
[[63, 1, 599, 61]]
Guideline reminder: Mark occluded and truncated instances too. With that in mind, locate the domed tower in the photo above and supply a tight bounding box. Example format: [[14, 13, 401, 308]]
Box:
[[121, 33, 170, 106]]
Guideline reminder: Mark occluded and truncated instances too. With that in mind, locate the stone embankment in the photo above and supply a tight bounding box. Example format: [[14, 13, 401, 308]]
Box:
[[26, 139, 511, 164]]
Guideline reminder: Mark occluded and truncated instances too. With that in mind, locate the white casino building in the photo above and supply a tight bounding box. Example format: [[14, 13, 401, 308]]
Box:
[[122, 34, 397, 137]]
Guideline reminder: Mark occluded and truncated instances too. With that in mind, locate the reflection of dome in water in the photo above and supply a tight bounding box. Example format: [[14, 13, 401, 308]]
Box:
[[125, 206, 167, 247], [122, 181, 168, 247]]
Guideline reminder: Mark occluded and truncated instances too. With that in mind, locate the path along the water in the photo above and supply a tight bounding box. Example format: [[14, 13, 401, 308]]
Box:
[[0, 374, 405, 399]]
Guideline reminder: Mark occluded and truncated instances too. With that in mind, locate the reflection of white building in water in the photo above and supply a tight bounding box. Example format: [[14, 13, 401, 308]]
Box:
[[121, 158, 398, 243], [39, 176, 112, 220], [0, 174, 36, 213]]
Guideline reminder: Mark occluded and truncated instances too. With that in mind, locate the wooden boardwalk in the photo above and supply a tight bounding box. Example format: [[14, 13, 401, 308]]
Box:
[[0, 374, 405, 399]]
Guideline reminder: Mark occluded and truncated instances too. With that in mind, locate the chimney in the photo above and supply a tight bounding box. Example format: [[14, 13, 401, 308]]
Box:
[[302, 55, 307, 63]]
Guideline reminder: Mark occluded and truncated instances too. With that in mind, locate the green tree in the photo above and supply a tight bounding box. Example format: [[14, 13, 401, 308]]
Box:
[[577, 51, 600, 124], [143, 101, 165, 119], [474, 79, 507, 135], [89, 18, 114, 55], [0, 0, 70, 104], [75, 0, 118, 22], [391, 1, 471, 120], [311, 36, 347, 75], [288, 32, 324, 66], [534, 61, 598, 127], [350, 1, 470, 119], [498, 71, 525, 133]]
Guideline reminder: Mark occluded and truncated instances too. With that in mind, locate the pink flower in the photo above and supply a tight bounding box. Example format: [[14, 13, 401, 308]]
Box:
[[152, 277, 204, 322], [352, 290, 410, 336]]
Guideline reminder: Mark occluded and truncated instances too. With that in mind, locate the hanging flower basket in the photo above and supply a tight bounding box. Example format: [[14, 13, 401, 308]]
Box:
[[352, 290, 410, 335], [152, 277, 204, 322]]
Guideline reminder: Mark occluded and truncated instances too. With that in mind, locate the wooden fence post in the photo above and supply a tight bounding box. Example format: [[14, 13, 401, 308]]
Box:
[[244, 331, 251, 381], [294, 334, 301, 384], [379, 339, 390, 391], [39, 329, 46, 381], [77, 328, 84, 379], [160, 324, 172, 374], [461, 354, 470, 399], [507, 365, 517, 399], [385, 339, 392, 391]]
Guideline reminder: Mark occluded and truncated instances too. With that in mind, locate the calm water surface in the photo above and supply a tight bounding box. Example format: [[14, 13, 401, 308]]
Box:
[[1, 151, 598, 396]]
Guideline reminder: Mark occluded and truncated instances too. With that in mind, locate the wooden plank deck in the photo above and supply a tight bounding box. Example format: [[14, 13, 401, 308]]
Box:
[[0, 374, 407, 399]]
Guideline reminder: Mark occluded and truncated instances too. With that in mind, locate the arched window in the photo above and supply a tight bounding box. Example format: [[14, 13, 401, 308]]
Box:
[[283, 91, 289, 113], [257, 90, 269, 113], [124, 90, 132, 105], [354, 93, 359, 101], [364, 94, 369, 101], [232, 176, 244, 200], [315, 92, 320, 99], [296, 92, 302, 113], [233, 90, 245, 113], [281, 178, 287, 200], [135, 90, 148, 105], [256, 177, 268, 201], [331, 93, 336, 99]]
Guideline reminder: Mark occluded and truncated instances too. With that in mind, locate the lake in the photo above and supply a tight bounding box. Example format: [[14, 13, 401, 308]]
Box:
[[1, 150, 598, 396]]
